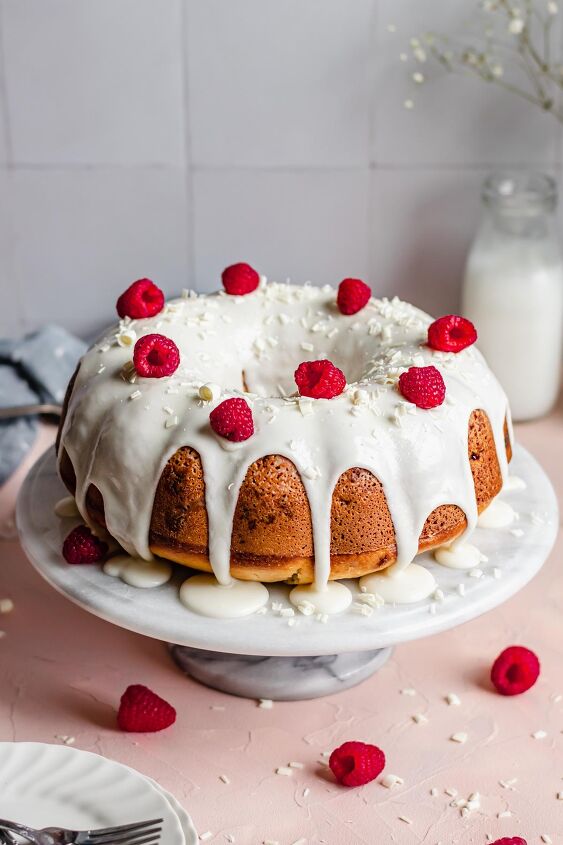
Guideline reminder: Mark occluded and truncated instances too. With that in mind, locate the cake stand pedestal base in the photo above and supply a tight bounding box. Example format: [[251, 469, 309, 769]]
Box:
[[168, 645, 393, 700]]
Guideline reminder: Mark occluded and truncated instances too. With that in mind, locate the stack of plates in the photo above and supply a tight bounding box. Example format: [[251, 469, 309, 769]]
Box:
[[0, 743, 197, 845]]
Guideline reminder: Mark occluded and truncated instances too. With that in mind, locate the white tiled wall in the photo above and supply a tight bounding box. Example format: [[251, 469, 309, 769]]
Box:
[[186, 0, 375, 168], [192, 169, 371, 289], [9, 168, 190, 337], [3, 0, 185, 166], [0, 0, 560, 338]]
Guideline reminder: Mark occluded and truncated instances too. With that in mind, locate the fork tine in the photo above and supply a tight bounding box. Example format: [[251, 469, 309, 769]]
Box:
[[112, 835, 161, 845], [87, 821, 163, 838], [84, 828, 162, 845]]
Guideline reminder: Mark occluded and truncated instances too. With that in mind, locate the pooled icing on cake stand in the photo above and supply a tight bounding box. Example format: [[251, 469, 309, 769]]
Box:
[[359, 563, 437, 604], [433, 541, 484, 571], [179, 574, 269, 618], [57, 279, 510, 615], [477, 498, 516, 528], [103, 554, 173, 588]]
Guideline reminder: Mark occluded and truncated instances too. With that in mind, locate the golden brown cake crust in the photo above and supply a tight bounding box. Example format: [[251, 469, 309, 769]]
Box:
[[58, 407, 510, 584]]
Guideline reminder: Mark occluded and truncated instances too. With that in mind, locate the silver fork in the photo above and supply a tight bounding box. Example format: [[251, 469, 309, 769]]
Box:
[[0, 818, 162, 845], [0, 403, 63, 420]]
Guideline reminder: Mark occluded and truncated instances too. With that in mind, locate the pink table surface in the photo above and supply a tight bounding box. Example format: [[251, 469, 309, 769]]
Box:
[[0, 398, 562, 845]]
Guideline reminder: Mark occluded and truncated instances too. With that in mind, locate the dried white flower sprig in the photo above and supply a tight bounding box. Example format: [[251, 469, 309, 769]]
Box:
[[403, 0, 563, 122]]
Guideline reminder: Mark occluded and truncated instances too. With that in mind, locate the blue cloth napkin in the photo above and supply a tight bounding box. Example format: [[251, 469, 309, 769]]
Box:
[[0, 325, 86, 484]]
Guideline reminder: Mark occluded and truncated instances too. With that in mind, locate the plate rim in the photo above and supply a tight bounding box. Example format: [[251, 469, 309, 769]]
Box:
[[0, 741, 186, 843]]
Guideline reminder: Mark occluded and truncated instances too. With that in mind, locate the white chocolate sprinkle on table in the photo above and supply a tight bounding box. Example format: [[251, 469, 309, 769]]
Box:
[[381, 773, 404, 789]]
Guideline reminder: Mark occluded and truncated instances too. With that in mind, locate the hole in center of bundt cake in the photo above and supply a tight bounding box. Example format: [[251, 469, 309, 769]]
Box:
[[241, 346, 370, 399]]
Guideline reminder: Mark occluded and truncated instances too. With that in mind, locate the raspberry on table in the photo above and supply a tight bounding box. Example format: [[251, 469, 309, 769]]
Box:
[[116, 278, 165, 320], [398, 365, 446, 409], [117, 684, 176, 733], [62, 525, 108, 565], [294, 359, 346, 399], [337, 278, 372, 315], [329, 741, 385, 787], [490, 838, 528, 845], [427, 314, 477, 353], [221, 262, 260, 295], [491, 645, 540, 696], [133, 333, 180, 378], [210, 397, 254, 442]]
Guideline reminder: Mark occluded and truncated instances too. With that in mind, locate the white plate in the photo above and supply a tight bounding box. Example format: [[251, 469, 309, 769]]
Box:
[[143, 779, 197, 845], [0, 743, 185, 845], [16, 445, 559, 656]]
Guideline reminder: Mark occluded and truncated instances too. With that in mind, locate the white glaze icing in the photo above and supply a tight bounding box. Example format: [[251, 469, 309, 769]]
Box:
[[359, 563, 437, 604], [504, 474, 527, 492], [289, 582, 353, 615], [477, 498, 516, 528], [103, 554, 172, 588], [54, 496, 80, 518], [434, 541, 483, 570], [57, 281, 510, 598], [179, 574, 269, 618]]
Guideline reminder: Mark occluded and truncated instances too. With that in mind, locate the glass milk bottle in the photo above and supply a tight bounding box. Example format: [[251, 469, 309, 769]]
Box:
[[462, 173, 563, 421]]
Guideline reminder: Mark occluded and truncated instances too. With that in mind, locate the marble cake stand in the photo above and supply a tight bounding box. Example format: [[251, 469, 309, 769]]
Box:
[[17, 446, 558, 700]]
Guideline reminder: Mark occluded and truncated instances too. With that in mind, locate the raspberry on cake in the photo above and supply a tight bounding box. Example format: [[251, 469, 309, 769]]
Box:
[[294, 359, 346, 399], [116, 278, 165, 320], [398, 365, 446, 409], [56, 275, 511, 588], [210, 397, 254, 442], [428, 314, 477, 353], [222, 262, 260, 295], [337, 278, 371, 315], [133, 334, 180, 378]]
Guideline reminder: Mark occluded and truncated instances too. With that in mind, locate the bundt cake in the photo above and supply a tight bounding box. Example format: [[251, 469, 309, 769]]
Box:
[[57, 269, 511, 590]]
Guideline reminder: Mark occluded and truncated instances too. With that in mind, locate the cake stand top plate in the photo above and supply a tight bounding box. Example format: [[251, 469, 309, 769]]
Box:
[[17, 445, 558, 657]]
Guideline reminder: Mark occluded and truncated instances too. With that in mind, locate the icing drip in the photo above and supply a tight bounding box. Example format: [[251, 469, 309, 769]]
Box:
[[434, 542, 483, 570], [103, 554, 172, 588], [504, 475, 527, 492], [179, 574, 269, 618], [477, 498, 516, 528], [289, 582, 353, 615], [54, 496, 80, 518], [359, 563, 437, 604], [58, 282, 510, 598]]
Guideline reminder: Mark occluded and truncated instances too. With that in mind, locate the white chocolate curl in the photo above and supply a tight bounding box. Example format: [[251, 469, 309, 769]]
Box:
[[199, 382, 222, 402], [116, 328, 137, 348]]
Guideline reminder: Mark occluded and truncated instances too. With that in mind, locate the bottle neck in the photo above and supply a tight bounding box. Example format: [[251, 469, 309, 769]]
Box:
[[481, 172, 557, 239], [483, 204, 555, 239]]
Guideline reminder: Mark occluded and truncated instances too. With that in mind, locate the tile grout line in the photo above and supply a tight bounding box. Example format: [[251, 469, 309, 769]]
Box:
[[0, 1, 25, 334], [0, 161, 561, 174], [367, 0, 378, 170], [366, 0, 379, 283], [179, 0, 196, 290], [0, 1, 13, 166], [181, 161, 563, 173]]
